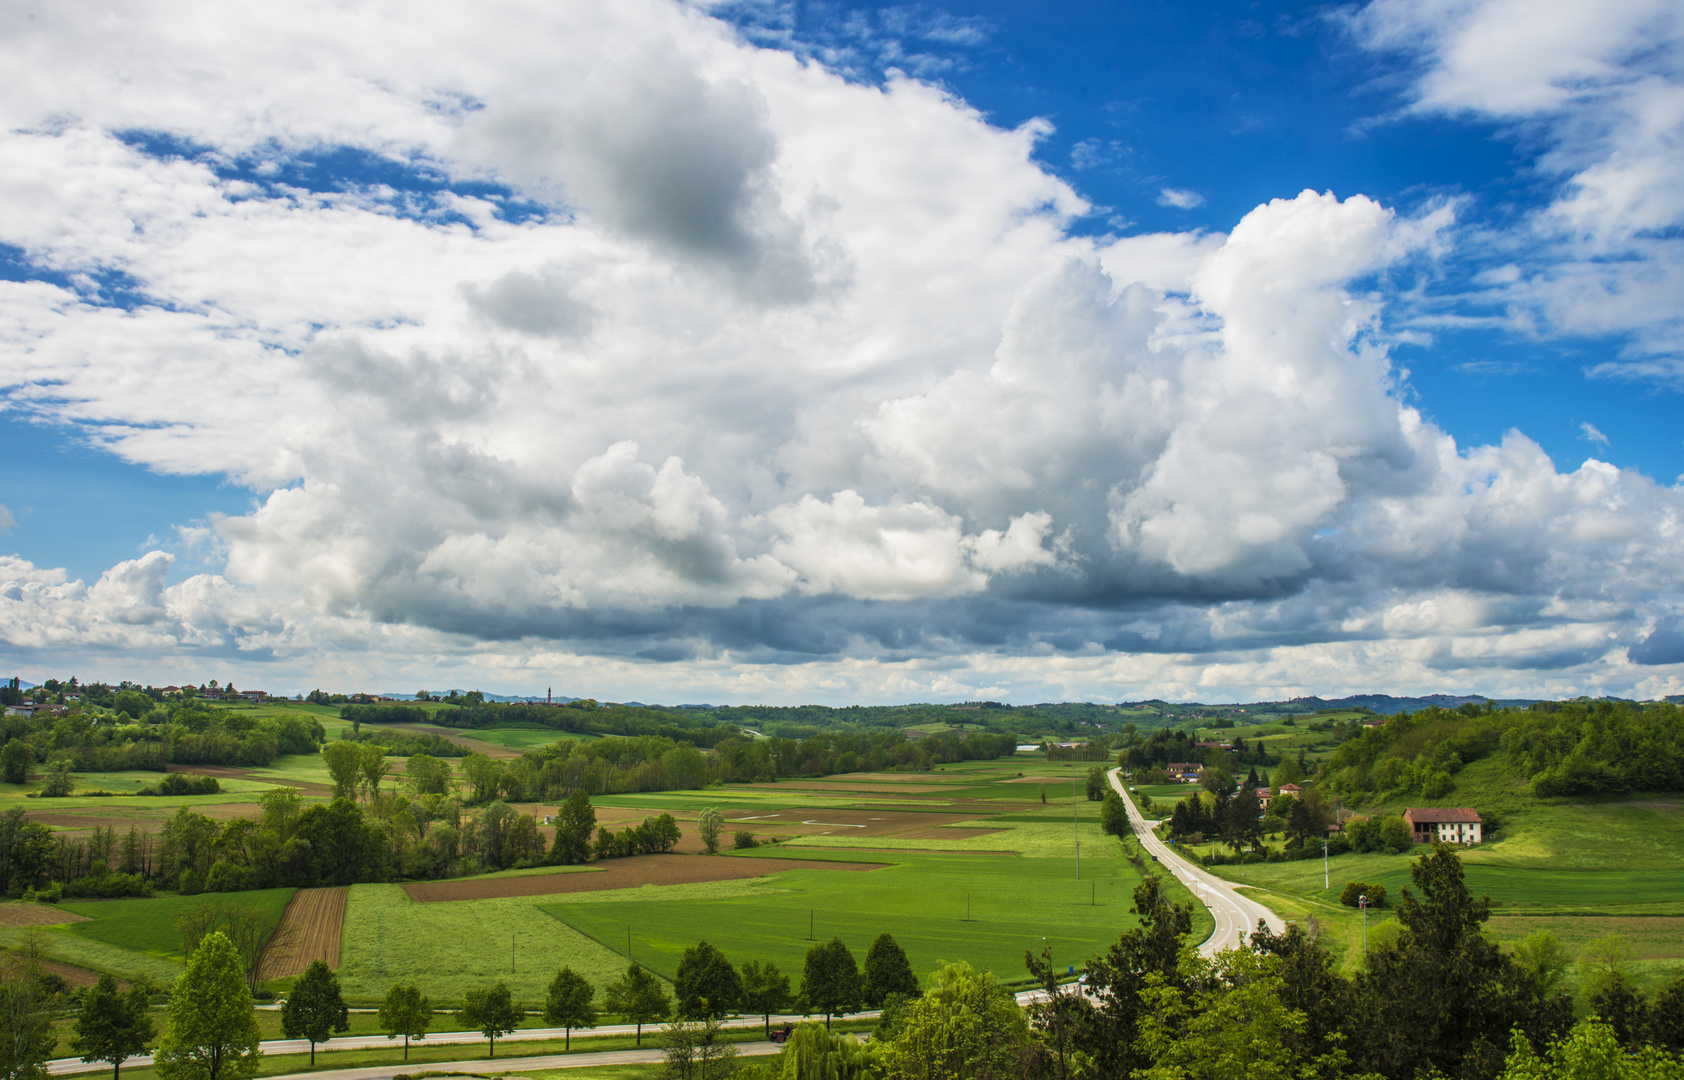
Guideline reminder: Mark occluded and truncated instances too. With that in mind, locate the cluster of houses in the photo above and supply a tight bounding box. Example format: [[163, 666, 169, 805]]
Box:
[[1156, 760, 1484, 845]]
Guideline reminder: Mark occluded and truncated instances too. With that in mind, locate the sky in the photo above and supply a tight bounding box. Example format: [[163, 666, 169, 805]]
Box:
[[1, 0, 1682, 704]]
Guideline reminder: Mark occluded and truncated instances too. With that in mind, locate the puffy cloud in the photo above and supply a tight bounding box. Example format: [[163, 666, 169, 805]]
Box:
[[0, 0, 1679, 700], [1157, 188, 1204, 210], [1350, 0, 1684, 373]]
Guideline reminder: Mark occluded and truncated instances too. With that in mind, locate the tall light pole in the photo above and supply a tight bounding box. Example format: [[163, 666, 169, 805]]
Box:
[[1323, 837, 1329, 891], [1358, 894, 1369, 959]]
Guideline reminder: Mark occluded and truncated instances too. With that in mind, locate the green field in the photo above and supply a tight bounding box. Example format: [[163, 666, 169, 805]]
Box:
[[338, 883, 631, 1004], [548, 848, 1150, 993], [59, 888, 296, 960]]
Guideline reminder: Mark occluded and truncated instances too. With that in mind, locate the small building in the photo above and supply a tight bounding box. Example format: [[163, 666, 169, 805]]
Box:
[[1255, 787, 1273, 810], [1277, 783, 1303, 797], [238, 689, 268, 702], [1166, 762, 1203, 782], [1403, 807, 1483, 845]]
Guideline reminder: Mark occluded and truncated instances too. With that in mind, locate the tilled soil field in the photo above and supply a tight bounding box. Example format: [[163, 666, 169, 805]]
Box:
[[256, 886, 348, 978], [0, 902, 87, 928], [722, 808, 986, 836], [401, 853, 886, 903]]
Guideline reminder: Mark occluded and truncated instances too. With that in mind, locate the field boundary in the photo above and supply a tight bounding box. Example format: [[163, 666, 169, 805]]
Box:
[[257, 887, 348, 979]]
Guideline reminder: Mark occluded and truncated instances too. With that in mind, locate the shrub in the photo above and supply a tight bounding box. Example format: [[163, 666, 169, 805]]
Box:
[[64, 873, 152, 899], [733, 831, 758, 850], [1339, 881, 1387, 908], [23, 882, 62, 904]]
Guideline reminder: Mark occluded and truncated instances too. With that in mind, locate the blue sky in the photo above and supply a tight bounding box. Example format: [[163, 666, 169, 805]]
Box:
[[1, 0, 1681, 702]]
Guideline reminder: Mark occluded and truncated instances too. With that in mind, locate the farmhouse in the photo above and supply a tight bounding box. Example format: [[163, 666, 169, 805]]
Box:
[[1403, 807, 1483, 845], [1277, 783, 1302, 797], [1167, 762, 1203, 782]]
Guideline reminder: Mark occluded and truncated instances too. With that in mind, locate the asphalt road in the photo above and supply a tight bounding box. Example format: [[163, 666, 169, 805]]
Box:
[[1107, 767, 1284, 955], [46, 1017, 803, 1076]]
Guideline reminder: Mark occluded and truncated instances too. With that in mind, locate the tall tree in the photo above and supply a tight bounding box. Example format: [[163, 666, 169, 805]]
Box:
[[801, 938, 862, 1029], [0, 963, 56, 1080], [882, 962, 1030, 1080], [280, 961, 348, 1065], [72, 974, 155, 1080], [1352, 845, 1562, 1080], [549, 789, 595, 865], [0, 742, 32, 785], [153, 932, 262, 1080], [697, 808, 723, 855], [862, 933, 919, 1009], [456, 983, 521, 1057], [319, 742, 361, 801], [542, 968, 597, 1051], [1099, 791, 1131, 840], [738, 961, 791, 1038], [603, 965, 669, 1047], [356, 743, 392, 803], [1068, 875, 1194, 1078], [376, 984, 432, 1060], [675, 941, 742, 1020]]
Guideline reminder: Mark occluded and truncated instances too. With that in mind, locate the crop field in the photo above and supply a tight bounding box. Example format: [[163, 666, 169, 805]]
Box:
[[324, 757, 1196, 1003], [58, 888, 296, 960], [256, 887, 348, 979], [338, 883, 631, 1003], [548, 848, 1155, 993], [402, 854, 883, 902]]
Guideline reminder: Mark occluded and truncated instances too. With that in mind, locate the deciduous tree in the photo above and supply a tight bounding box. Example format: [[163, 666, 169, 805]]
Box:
[[738, 960, 791, 1038], [549, 789, 595, 865], [279, 961, 348, 1065], [153, 932, 262, 1080], [71, 974, 155, 1080], [542, 968, 596, 1050], [801, 938, 861, 1029], [376, 983, 431, 1060], [697, 808, 723, 855], [675, 941, 742, 1020], [456, 983, 521, 1057], [862, 933, 918, 1009], [603, 964, 669, 1047]]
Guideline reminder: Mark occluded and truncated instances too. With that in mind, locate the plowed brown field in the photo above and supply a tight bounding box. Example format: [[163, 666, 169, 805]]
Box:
[[0, 903, 87, 928], [401, 853, 886, 903], [256, 887, 348, 979]]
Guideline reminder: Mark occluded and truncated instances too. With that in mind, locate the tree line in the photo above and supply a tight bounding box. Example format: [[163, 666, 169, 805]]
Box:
[[1322, 699, 1684, 800], [0, 701, 324, 782]]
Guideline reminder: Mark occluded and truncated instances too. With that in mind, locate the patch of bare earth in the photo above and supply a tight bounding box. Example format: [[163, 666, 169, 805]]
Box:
[[401, 853, 886, 902], [724, 808, 986, 837], [0, 903, 87, 928], [256, 887, 348, 978], [167, 763, 336, 797]]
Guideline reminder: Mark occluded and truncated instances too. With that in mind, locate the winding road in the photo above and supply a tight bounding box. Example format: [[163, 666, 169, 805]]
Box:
[[1107, 767, 1284, 955]]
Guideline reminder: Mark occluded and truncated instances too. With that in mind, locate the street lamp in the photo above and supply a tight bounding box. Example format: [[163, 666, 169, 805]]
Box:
[[1358, 894, 1369, 958], [1322, 837, 1329, 890]]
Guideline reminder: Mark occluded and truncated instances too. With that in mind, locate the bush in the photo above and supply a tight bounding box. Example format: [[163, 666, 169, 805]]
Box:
[[139, 773, 221, 796], [64, 873, 152, 899], [1340, 881, 1387, 908], [23, 882, 62, 904], [733, 830, 758, 850]]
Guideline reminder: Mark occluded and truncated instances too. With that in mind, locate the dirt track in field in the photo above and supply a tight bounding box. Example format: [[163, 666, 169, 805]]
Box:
[[401, 853, 886, 903], [0, 903, 86, 928], [256, 887, 348, 978]]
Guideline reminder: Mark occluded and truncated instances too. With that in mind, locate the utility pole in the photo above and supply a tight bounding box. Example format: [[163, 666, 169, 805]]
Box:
[[1323, 838, 1329, 890], [1073, 774, 1080, 881]]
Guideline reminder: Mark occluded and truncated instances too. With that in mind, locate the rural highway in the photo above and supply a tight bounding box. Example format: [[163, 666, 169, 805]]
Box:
[[46, 1018, 801, 1076], [1106, 767, 1284, 955]]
